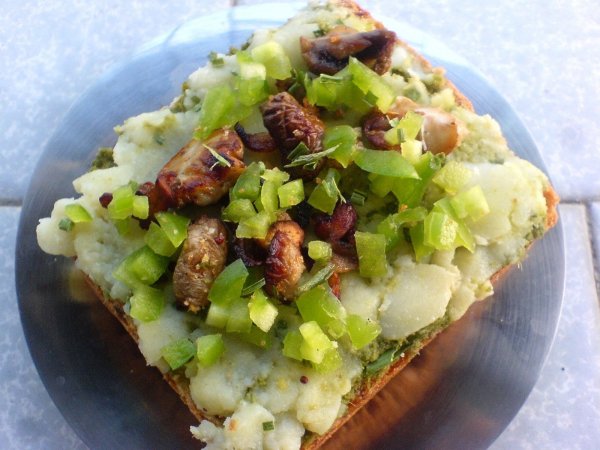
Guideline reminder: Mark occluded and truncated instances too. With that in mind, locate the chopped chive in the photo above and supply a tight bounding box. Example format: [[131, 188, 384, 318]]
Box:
[[204, 144, 231, 169], [58, 218, 74, 232], [296, 263, 336, 294], [349, 189, 367, 206], [241, 277, 266, 297], [262, 421, 275, 431], [208, 51, 225, 67], [284, 144, 338, 169]]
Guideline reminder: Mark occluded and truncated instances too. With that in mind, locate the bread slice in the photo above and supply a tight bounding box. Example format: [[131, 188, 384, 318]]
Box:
[[38, 0, 559, 448]]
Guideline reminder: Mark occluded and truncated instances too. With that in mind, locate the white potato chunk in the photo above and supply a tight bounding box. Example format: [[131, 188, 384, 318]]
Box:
[[137, 305, 190, 367], [339, 272, 383, 322], [379, 261, 459, 340]]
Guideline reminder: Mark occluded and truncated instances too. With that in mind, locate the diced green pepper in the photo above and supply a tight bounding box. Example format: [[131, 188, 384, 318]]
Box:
[[231, 162, 264, 201], [282, 330, 304, 361], [433, 198, 475, 252], [195, 85, 235, 140], [196, 334, 225, 367], [236, 325, 273, 349], [206, 302, 230, 329], [278, 179, 305, 208], [113, 246, 170, 288], [312, 347, 342, 373], [144, 222, 177, 257], [208, 259, 249, 305], [248, 289, 278, 332], [384, 111, 424, 146], [132, 195, 149, 220], [423, 211, 458, 250], [155, 212, 190, 248], [432, 161, 472, 194], [348, 57, 394, 112], [296, 285, 346, 339], [409, 221, 434, 262], [161, 338, 195, 370], [65, 203, 92, 223], [226, 297, 253, 333], [305, 74, 340, 109], [195, 85, 253, 140], [250, 41, 292, 80], [114, 218, 134, 236], [222, 199, 257, 223], [236, 210, 276, 239], [129, 285, 164, 322], [237, 77, 269, 107], [376, 207, 428, 249], [261, 167, 290, 185], [390, 152, 444, 207], [299, 321, 335, 364], [401, 139, 423, 164], [260, 180, 279, 213], [346, 314, 381, 349], [307, 168, 343, 214], [107, 185, 135, 220], [307, 240, 332, 261], [450, 185, 489, 221], [323, 125, 357, 168], [354, 149, 419, 179], [368, 173, 395, 198], [354, 231, 388, 278]]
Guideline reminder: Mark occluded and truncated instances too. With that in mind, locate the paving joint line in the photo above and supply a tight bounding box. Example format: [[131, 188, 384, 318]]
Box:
[[583, 202, 600, 303]]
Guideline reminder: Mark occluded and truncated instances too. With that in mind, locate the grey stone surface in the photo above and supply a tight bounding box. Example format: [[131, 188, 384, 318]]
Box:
[[590, 203, 600, 295], [492, 204, 600, 449], [0, 0, 231, 202], [0, 207, 85, 450]]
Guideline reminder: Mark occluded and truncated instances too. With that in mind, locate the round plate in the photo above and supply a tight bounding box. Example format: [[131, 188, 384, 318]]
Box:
[[16, 4, 565, 449]]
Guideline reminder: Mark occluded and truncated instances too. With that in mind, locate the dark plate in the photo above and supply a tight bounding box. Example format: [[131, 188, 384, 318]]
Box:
[[16, 4, 565, 449]]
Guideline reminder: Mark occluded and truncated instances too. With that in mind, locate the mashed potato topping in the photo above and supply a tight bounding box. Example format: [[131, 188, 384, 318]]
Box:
[[37, 1, 554, 448]]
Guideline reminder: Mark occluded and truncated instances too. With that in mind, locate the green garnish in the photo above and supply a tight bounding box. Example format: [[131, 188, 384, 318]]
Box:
[[284, 143, 338, 170], [355, 232, 388, 278], [58, 218, 74, 232], [204, 144, 232, 169], [161, 338, 195, 370], [262, 421, 275, 432], [208, 51, 225, 67], [296, 263, 336, 294], [196, 334, 225, 367]]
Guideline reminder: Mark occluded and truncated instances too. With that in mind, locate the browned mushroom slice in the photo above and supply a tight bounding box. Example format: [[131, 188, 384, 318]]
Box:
[[173, 217, 228, 313], [313, 202, 358, 268], [300, 28, 396, 76], [232, 237, 267, 267], [313, 202, 358, 242], [155, 128, 245, 209], [233, 123, 277, 153], [260, 92, 325, 177], [362, 110, 396, 150], [263, 220, 306, 300]]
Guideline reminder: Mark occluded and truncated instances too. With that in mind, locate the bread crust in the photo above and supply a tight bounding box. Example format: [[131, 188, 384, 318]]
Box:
[[81, 1, 560, 448]]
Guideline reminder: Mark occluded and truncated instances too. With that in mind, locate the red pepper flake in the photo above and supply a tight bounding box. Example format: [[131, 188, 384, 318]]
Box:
[[300, 375, 309, 384], [99, 192, 113, 208], [214, 233, 225, 245]]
